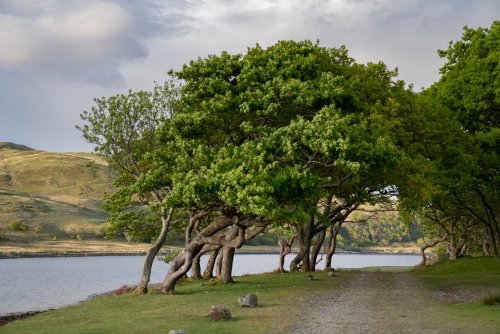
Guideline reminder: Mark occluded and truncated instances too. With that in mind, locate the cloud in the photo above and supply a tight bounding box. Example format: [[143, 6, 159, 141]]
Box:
[[1, 0, 499, 152], [0, 0, 177, 84]]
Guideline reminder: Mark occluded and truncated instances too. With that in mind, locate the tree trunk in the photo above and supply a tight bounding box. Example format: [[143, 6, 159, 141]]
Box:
[[215, 251, 223, 278], [277, 236, 294, 273], [136, 208, 174, 294], [220, 247, 235, 283], [160, 214, 236, 293], [324, 222, 341, 270], [289, 215, 315, 272], [191, 252, 203, 279], [310, 228, 325, 272], [161, 247, 198, 294], [203, 248, 220, 279]]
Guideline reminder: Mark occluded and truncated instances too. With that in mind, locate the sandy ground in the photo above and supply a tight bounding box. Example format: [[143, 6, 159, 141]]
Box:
[[290, 271, 498, 334]]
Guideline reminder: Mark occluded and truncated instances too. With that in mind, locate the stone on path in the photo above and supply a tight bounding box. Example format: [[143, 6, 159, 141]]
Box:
[[238, 294, 258, 307]]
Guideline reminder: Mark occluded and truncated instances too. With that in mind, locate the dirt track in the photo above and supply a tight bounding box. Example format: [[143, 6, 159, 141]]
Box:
[[290, 271, 498, 334]]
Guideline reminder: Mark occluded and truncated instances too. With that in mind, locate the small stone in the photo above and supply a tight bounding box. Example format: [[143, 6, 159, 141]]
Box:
[[168, 330, 186, 334], [305, 274, 314, 280], [208, 306, 232, 320], [238, 294, 258, 307]]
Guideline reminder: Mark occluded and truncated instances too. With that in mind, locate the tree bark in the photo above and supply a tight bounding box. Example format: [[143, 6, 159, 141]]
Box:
[[324, 222, 342, 270], [136, 207, 174, 294], [217, 226, 240, 283], [418, 234, 447, 267], [191, 252, 203, 279], [277, 236, 295, 273], [310, 228, 326, 272], [220, 247, 235, 283], [160, 214, 236, 293], [203, 247, 221, 279], [290, 214, 314, 272]]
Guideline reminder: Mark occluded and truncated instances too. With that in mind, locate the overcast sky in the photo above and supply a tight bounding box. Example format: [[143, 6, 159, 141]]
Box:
[[0, 0, 498, 152]]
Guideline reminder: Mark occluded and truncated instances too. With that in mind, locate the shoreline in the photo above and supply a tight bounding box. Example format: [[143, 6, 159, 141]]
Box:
[[0, 247, 420, 259]]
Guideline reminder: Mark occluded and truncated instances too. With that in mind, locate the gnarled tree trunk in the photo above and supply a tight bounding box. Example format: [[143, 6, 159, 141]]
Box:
[[136, 207, 174, 294], [290, 214, 314, 272], [203, 247, 221, 279], [324, 222, 342, 270], [277, 236, 295, 273], [310, 228, 325, 272]]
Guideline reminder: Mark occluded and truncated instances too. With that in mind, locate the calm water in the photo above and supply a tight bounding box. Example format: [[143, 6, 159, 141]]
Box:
[[0, 253, 420, 316]]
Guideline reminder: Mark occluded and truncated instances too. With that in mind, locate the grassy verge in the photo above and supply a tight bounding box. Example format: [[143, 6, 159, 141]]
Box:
[[416, 257, 500, 290], [415, 257, 500, 327], [0, 271, 347, 334]]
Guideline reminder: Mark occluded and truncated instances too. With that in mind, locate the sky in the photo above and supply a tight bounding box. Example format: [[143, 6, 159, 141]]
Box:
[[0, 0, 498, 153]]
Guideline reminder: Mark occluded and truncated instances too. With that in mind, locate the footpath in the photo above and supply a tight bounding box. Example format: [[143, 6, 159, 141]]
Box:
[[291, 270, 498, 334]]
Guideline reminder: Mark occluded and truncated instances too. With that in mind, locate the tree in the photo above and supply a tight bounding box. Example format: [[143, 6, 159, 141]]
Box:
[[420, 22, 500, 257], [77, 81, 180, 293], [153, 40, 410, 293]]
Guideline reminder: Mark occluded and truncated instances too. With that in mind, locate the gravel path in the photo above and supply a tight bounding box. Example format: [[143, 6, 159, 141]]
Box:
[[290, 271, 497, 334]]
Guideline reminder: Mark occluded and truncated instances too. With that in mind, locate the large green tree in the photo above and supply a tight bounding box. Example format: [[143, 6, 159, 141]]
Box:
[[409, 21, 500, 257], [153, 40, 413, 293]]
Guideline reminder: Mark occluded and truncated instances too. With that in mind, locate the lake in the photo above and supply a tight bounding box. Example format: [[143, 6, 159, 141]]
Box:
[[0, 253, 420, 316]]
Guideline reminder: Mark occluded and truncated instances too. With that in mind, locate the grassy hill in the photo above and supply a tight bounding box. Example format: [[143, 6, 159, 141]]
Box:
[[0, 142, 114, 243]]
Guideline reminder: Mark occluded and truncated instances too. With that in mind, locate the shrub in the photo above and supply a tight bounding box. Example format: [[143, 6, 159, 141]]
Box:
[[482, 292, 500, 306], [8, 220, 29, 232]]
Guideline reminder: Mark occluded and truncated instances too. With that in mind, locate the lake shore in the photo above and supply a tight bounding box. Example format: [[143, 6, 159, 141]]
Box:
[[1, 258, 498, 333], [0, 240, 420, 258]]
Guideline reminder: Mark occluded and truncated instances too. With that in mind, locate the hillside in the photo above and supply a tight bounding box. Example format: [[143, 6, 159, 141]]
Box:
[[0, 142, 114, 243]]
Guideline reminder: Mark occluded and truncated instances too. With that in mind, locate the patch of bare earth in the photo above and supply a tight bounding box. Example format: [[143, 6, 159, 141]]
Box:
[[290, 271, 498, 334]]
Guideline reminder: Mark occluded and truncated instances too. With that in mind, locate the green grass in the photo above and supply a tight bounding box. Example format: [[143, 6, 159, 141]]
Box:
[[415, 257, 500, 290], [482, 292, 500, 306], [0, 271, 347, 334], [415, 257, 500, 326]]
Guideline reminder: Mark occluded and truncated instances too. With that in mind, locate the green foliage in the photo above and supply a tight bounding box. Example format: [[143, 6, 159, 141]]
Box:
[[435, 21, 499, 133], [158, 40, 409, 229], [341, 211, 418, 247], [7, 220, 29, 232], [400, 22, 500, 258]]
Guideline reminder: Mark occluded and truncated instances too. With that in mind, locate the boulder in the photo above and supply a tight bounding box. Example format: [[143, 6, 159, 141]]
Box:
[[328, 271, 337, 277], [208, 306, 232, 321], [238, 294, 258, 307]]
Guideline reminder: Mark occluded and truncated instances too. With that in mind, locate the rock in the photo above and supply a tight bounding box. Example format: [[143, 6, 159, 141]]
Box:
[[168, 330, 186, 334], [305, 274, 314, 280], [208, 306, 232, 321], [328, 271, 337, 277], [238, 294, 258, 307]]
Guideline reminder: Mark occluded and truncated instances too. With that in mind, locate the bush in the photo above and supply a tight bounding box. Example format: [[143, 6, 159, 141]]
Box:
[[8, 220, 29, 232], [482, 292, 500, 306]]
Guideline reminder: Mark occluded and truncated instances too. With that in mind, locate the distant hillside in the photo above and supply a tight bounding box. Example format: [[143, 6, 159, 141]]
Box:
[[0, 142, 34, 151], [0, 142, 114, 241]]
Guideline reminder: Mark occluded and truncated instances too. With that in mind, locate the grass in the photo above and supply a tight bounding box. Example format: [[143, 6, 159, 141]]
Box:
[[0, 143, 114, 244], [415, 257, 500, 326], [415, 257, 500, 290], [0, 271, 347, 334], [482, 292, 500, 306]]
